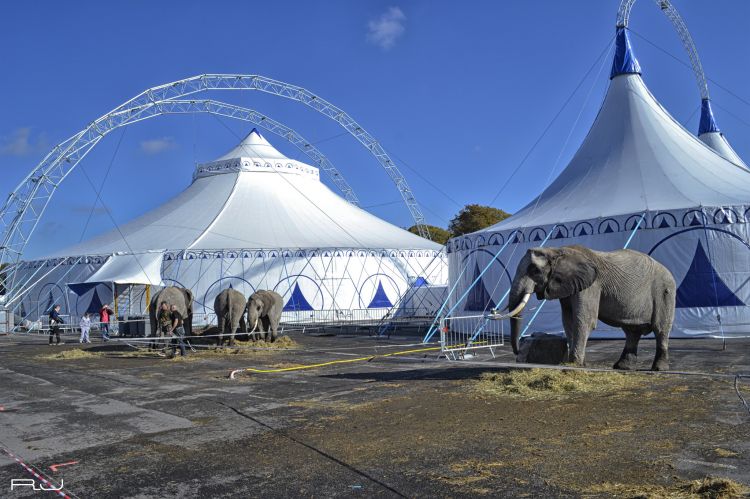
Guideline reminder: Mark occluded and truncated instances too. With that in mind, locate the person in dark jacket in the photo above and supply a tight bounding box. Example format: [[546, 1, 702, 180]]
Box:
[[48, 305, 63, 345], [167, 304, 187, 358]]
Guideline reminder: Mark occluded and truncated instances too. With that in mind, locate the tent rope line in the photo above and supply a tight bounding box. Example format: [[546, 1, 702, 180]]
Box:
[[487, 34, 616, 207]]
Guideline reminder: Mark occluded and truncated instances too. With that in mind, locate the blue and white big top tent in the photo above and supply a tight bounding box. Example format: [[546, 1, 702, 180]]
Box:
[[447, 27, 750, 338], [15, 129, 446, 323]]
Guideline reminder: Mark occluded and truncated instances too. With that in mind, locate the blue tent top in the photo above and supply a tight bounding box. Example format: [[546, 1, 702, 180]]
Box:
[[699, 98, 720, 135], [610, 27, 641, 79]]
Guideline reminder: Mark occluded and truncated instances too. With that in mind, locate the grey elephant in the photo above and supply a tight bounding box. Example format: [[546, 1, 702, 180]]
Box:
[[246, 290, 283, 342], [149, 286, 194, 346], [214, 288, 247, 347], [504, 245, 676, 371]]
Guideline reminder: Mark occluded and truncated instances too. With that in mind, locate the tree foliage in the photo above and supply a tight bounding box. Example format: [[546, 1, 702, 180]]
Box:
[[408, 224, 451, 245], [448, 204, 511, 236]]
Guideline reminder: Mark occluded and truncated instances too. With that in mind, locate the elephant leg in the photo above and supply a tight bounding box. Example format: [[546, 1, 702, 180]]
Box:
[[651, 327, 670, 371], [229, 314, 239, 347], [269, 316, 279, 342], [217, 317, 224, 349], [261, 317, 271, 341], [565, 291, 598, 366], [650, 292, 673, 371], [613, 327, 641, 370]]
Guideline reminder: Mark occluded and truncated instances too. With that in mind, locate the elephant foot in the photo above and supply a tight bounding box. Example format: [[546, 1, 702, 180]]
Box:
[[651, 358, 669, 371], [613, 357, 637, 370]]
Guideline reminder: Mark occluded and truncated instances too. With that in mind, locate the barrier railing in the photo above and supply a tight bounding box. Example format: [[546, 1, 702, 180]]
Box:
[[439, 313, 504, 360]]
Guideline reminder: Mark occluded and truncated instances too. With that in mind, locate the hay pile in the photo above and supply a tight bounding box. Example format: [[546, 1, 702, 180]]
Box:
[[38, 348, 101, 360], [585, 477, 748, 498], [473, 368, 648, 399]]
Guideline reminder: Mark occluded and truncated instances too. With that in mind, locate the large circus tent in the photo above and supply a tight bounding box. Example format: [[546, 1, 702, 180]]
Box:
[[446, 27, 750, 339], [13, 129, 446, 326]]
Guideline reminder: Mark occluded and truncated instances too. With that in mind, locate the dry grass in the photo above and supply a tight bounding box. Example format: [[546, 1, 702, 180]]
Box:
[[713, 448, 740, 458], [584, 477, 749, 498], [473, 368, 648, 400], [37, 348, 101, 360]]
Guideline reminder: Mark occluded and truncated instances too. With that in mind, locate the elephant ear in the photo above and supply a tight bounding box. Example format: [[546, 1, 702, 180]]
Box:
[[544, 248, 598, 300]]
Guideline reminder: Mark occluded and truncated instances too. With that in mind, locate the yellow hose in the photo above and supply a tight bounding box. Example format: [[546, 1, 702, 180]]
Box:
[[228, 341, 488, 378]]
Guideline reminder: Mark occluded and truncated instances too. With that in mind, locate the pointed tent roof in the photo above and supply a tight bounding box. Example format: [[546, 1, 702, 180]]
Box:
[[697, 100, 747, 169], [46, 130, 440, 257], [482, 29, 750, 233]]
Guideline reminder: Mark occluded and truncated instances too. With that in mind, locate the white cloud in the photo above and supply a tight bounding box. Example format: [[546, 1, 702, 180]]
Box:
[[367, 6, 406, 50], [140, 137, 177, 155], [0, 127, 48, 156]]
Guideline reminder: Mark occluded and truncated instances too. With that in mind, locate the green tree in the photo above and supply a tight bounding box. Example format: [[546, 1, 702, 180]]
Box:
[[408, 224, 452, 245], [448, 204, 511, 236]]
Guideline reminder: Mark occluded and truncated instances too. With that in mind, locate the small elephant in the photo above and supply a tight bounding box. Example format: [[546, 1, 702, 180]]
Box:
[[214, 288, 247, 348], [505, 245, 676, 371], [246, 290, 283, 342], [149, 286, 194, 348]]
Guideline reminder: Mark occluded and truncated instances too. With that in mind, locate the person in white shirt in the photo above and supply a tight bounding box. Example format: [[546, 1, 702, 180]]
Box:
[[79, 313, 92, 344]]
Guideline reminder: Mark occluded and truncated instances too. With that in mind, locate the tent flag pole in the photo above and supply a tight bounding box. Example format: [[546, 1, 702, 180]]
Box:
[[423, 236, 512, 343], [518, 212, 646, 341]]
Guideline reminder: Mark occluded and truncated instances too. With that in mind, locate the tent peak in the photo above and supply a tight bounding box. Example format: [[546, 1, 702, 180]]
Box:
[[698, 98, 720, 135], [610, 27, 641, 80]]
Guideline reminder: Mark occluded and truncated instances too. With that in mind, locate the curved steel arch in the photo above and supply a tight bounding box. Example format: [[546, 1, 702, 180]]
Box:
[[0, 99, 360, 297], [0, 74, 430, 295], [617, 0, 709, 100], [119, 98, 359, 204]]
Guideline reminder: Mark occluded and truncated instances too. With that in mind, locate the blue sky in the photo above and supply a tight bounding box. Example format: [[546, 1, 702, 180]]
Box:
[[1, 1, 749, 259]]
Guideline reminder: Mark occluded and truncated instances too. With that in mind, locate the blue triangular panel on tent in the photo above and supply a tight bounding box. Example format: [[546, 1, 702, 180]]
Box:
[[87, 289, 104, 314], [577, 227, 589, 236], [413, 277, 429, 287], [228, 283, 234, 289], [367, 281, 393, 308], [512, 234, 521, 244], [465, 264, 496, 312], [658, 218, 670, 229], [689, 216, 702, 226], [283, 283, 313, 311], [676, 241, 744, 308], [533, 233, 542, 241], [603, 223, 614, 233], [554, 230, 565, 239]]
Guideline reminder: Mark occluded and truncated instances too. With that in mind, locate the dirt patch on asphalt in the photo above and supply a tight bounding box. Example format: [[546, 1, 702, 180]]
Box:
[[472, 368, 648, 399], [287, 369, 749, 497]]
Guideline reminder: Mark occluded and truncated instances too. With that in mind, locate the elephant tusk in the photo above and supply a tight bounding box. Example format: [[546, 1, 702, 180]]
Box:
[[250, 318, 258, 333], [490, 293, 531, 320]]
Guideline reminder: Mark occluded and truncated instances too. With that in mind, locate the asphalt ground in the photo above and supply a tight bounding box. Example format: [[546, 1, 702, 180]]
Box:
[[1, 330, 749, 498]]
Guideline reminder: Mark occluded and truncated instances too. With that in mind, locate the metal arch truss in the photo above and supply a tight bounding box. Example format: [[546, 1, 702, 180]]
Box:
[[0, 74, 430, 291], [617, 0, 710, 99], [121, 99, 360, 204]]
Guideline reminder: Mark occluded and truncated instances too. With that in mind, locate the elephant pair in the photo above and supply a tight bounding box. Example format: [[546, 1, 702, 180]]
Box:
[[213, 288, 284, 347], [503, 245, 676, 371]]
